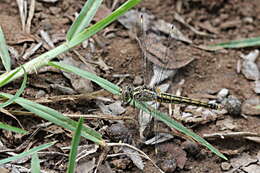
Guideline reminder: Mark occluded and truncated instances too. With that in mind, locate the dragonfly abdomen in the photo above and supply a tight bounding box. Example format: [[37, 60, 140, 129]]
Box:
[[157, 92, 220, 110]]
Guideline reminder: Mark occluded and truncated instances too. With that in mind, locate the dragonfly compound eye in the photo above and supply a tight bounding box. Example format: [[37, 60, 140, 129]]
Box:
[[120, 85, 134, 105]]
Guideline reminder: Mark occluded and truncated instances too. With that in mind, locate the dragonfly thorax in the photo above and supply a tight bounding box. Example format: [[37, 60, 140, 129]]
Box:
[[132, 86, 157, 102], [121, 85, 157, 105]]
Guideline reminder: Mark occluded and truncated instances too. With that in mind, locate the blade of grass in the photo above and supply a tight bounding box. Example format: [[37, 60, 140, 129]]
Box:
[[67, 0, 141, 48], [67, 117, 84, 173], [48, 61, 120, 95], [0, 121, 27, 134], [0, 65, 21, 87], [0, 26, 11, 71], [0, 0, 141, 87], [0, 93, 105, 145], [209, 36, 260, 48], [31, 153, 41, 173], [0, 66, 27, 108], [67, 0, 103, 41], [0, 142, 55, 165], [135, 100, 227, 160]]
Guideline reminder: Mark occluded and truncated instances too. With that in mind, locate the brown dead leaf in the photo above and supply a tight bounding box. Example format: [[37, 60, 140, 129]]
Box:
[[0, 15, 35, 44], [61, 57, 95, 93], [139, 33, 195, 69]]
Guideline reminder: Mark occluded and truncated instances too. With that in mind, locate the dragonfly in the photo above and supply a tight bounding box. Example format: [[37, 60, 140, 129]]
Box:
[[120, 14, 221, 112], [121, 85, 221, 110], [117, 11, 227, 162]]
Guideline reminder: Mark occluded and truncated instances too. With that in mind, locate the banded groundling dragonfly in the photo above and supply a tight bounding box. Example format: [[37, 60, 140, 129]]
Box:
[[119, 12, 221, 112], [117, 10, 226, 161]]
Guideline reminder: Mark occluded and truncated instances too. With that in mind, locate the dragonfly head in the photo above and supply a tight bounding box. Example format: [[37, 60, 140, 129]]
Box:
[[120, 85, 134, 106]]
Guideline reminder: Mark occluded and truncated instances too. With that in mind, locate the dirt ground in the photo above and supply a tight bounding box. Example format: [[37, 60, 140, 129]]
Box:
[[1, 0, 260, 173]]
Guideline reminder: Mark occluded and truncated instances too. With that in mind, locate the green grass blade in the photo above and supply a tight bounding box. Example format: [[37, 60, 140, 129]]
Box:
[[0, 66, 27, 108], [0, 93, 105, 145], [135, 100, 227, 160], [19, 102, 103, 144], [210, 36, 260, 48], [0, 65, 21, 88], [67, 0, 103, 41], [48, 61, 120, 95], [0, 26, 11, 71], [31, 153, 41, 173], [0, 142, 55, 165], [67, 117, 84, 173], [0, 121, 27, 134], [67, 0, 141, 48]]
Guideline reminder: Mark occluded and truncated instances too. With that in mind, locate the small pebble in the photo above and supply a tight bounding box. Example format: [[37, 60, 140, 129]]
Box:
[[106, 123, 129, 141], [158, 159, 177, 173], [217, 88, 229, 101], [35, 90, 46, 98], [241, 50, 260, 81], [221, 162, 231, 171], [242, 60, 259, 80], [182, 141, 200, 156], [222, 95, 241, 116], [133, 75, 143, 85], [243, 17, 253, 23]]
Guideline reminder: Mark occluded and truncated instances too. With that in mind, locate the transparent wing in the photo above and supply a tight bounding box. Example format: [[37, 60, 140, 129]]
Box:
[[137, 13, 176, 143]]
